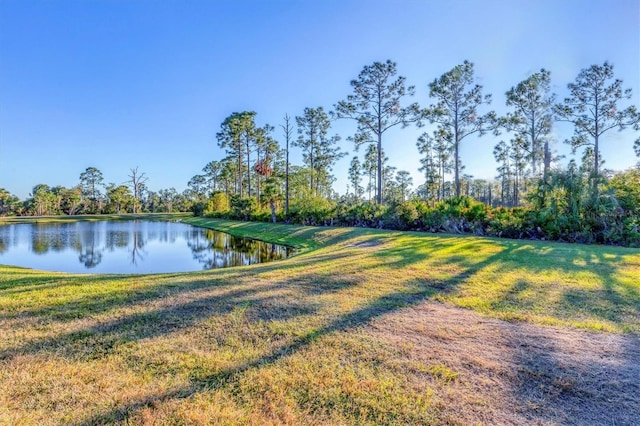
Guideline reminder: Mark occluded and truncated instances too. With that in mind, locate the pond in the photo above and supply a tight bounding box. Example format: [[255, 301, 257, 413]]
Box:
[[0, 220, 295, 274]]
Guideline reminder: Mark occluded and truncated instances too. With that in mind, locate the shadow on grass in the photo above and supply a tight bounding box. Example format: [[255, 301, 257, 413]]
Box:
[[0, 280, 302, 360], [0, 250, 356, 322], [0, 273, 65, 293], [488, 244, 640, 329], [505, 322, 640, 425], [70, 285, 436, 425], [0, 250, 373, 360], [375, 233, 639, 329], [373, 234, 510, 270], [6, 227, 636, 332]]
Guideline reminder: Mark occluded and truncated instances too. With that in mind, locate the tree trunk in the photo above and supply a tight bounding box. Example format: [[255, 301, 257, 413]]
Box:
[[376, 89, 383, 204], [454, 105, 461, 197], [454, 141, 460, 197], [310, 153, 314, 196], [593, 93, 600, 195], [237, 152, 242, 197], [256, 147, 261, 206], [285, 137, 289, 216], [593, 134, 600, 195], [531, 117, 537, 176], [377, 133, 382, 204], [543, 141, 550, 185], [270, 200, 276, 223], [246, 135, 251, 198]]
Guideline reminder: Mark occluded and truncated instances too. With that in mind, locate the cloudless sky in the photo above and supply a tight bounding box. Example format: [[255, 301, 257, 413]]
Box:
[[1, 0, 639, 199]]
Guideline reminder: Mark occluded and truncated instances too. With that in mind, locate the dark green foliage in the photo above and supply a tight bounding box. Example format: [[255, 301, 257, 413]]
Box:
[[288, 196, 336, 226], [429, 196, 490, 234], [79, 167, 105, 213], [229, 196, 258, 221], [105, 184, 134, 214], [216, 111, 259, 198], [384, 202, 419, 231], [191, 201, 206, 217], [609, 167, 640, 216], [335, 201, 387, 228], [524, 164, 640, 246], [487, 207, 527, 239], [0, 188, 22, 216]]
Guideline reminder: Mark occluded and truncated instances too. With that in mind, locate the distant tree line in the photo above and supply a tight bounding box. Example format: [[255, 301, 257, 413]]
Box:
[[0, 166, 193, 216], [2, 60, 639, 245]]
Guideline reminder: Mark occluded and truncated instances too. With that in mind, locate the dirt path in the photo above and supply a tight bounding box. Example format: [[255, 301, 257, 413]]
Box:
[[367, 301, 640, 425]]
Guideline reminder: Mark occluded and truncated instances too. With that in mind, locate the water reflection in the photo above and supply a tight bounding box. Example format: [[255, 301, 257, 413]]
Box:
[[188, 229, 292, 269], [0, 221, 295, 274], [130, 228, 147, 266], [78, 224, 102, 268]]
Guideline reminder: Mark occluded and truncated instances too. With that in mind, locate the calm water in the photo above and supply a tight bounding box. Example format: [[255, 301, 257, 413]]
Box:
[[0, 220, 295, 274]]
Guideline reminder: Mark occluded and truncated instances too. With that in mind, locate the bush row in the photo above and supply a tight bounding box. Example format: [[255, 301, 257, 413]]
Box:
[[197, 192, 640, 247]]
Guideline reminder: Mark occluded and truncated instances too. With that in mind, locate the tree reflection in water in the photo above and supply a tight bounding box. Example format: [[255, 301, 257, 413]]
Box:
[[130, 224, 147, 266], [78, 244, 103, 268], [78, 223, 103, 268], [0, 221, 294, 273], [188, 228, 293, 269]]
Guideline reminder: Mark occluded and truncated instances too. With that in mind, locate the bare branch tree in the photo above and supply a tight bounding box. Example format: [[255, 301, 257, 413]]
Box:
[[127, 166, 148, 214]]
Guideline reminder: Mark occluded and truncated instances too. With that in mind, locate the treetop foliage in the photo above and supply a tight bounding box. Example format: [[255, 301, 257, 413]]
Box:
[[334, 59, 422, 204], [425, 60, 498, 139], [503, 68, 555, 176], [334, 60, 422, 145], [554, 61, 640, 177]]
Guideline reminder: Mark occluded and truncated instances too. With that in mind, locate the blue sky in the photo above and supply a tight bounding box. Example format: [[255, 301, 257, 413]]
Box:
[[1, 0, 639, 199]]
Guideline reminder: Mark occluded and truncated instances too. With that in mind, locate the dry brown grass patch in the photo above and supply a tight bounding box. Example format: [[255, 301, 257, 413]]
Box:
[[367, 301, 640, 425]]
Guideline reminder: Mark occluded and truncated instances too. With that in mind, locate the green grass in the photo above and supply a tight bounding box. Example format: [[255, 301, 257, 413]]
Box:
[[0, 216, 639, 424], [184, 218, 640, 333]]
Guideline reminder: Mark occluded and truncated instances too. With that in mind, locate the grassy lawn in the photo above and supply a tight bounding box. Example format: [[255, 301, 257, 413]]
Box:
[[1, 216, 639, 424]]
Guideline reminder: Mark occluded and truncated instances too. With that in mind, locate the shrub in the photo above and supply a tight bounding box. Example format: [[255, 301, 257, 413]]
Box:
[[289, 196, 336, 225], [204, 192, 230, 217], [487, 207, 526, 239], [229, 196, 257, 221], [250, 207, 273, 223], [384, 201, 419, 230], [191, 201, 206, 217], [348, 202, 387, 228]]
